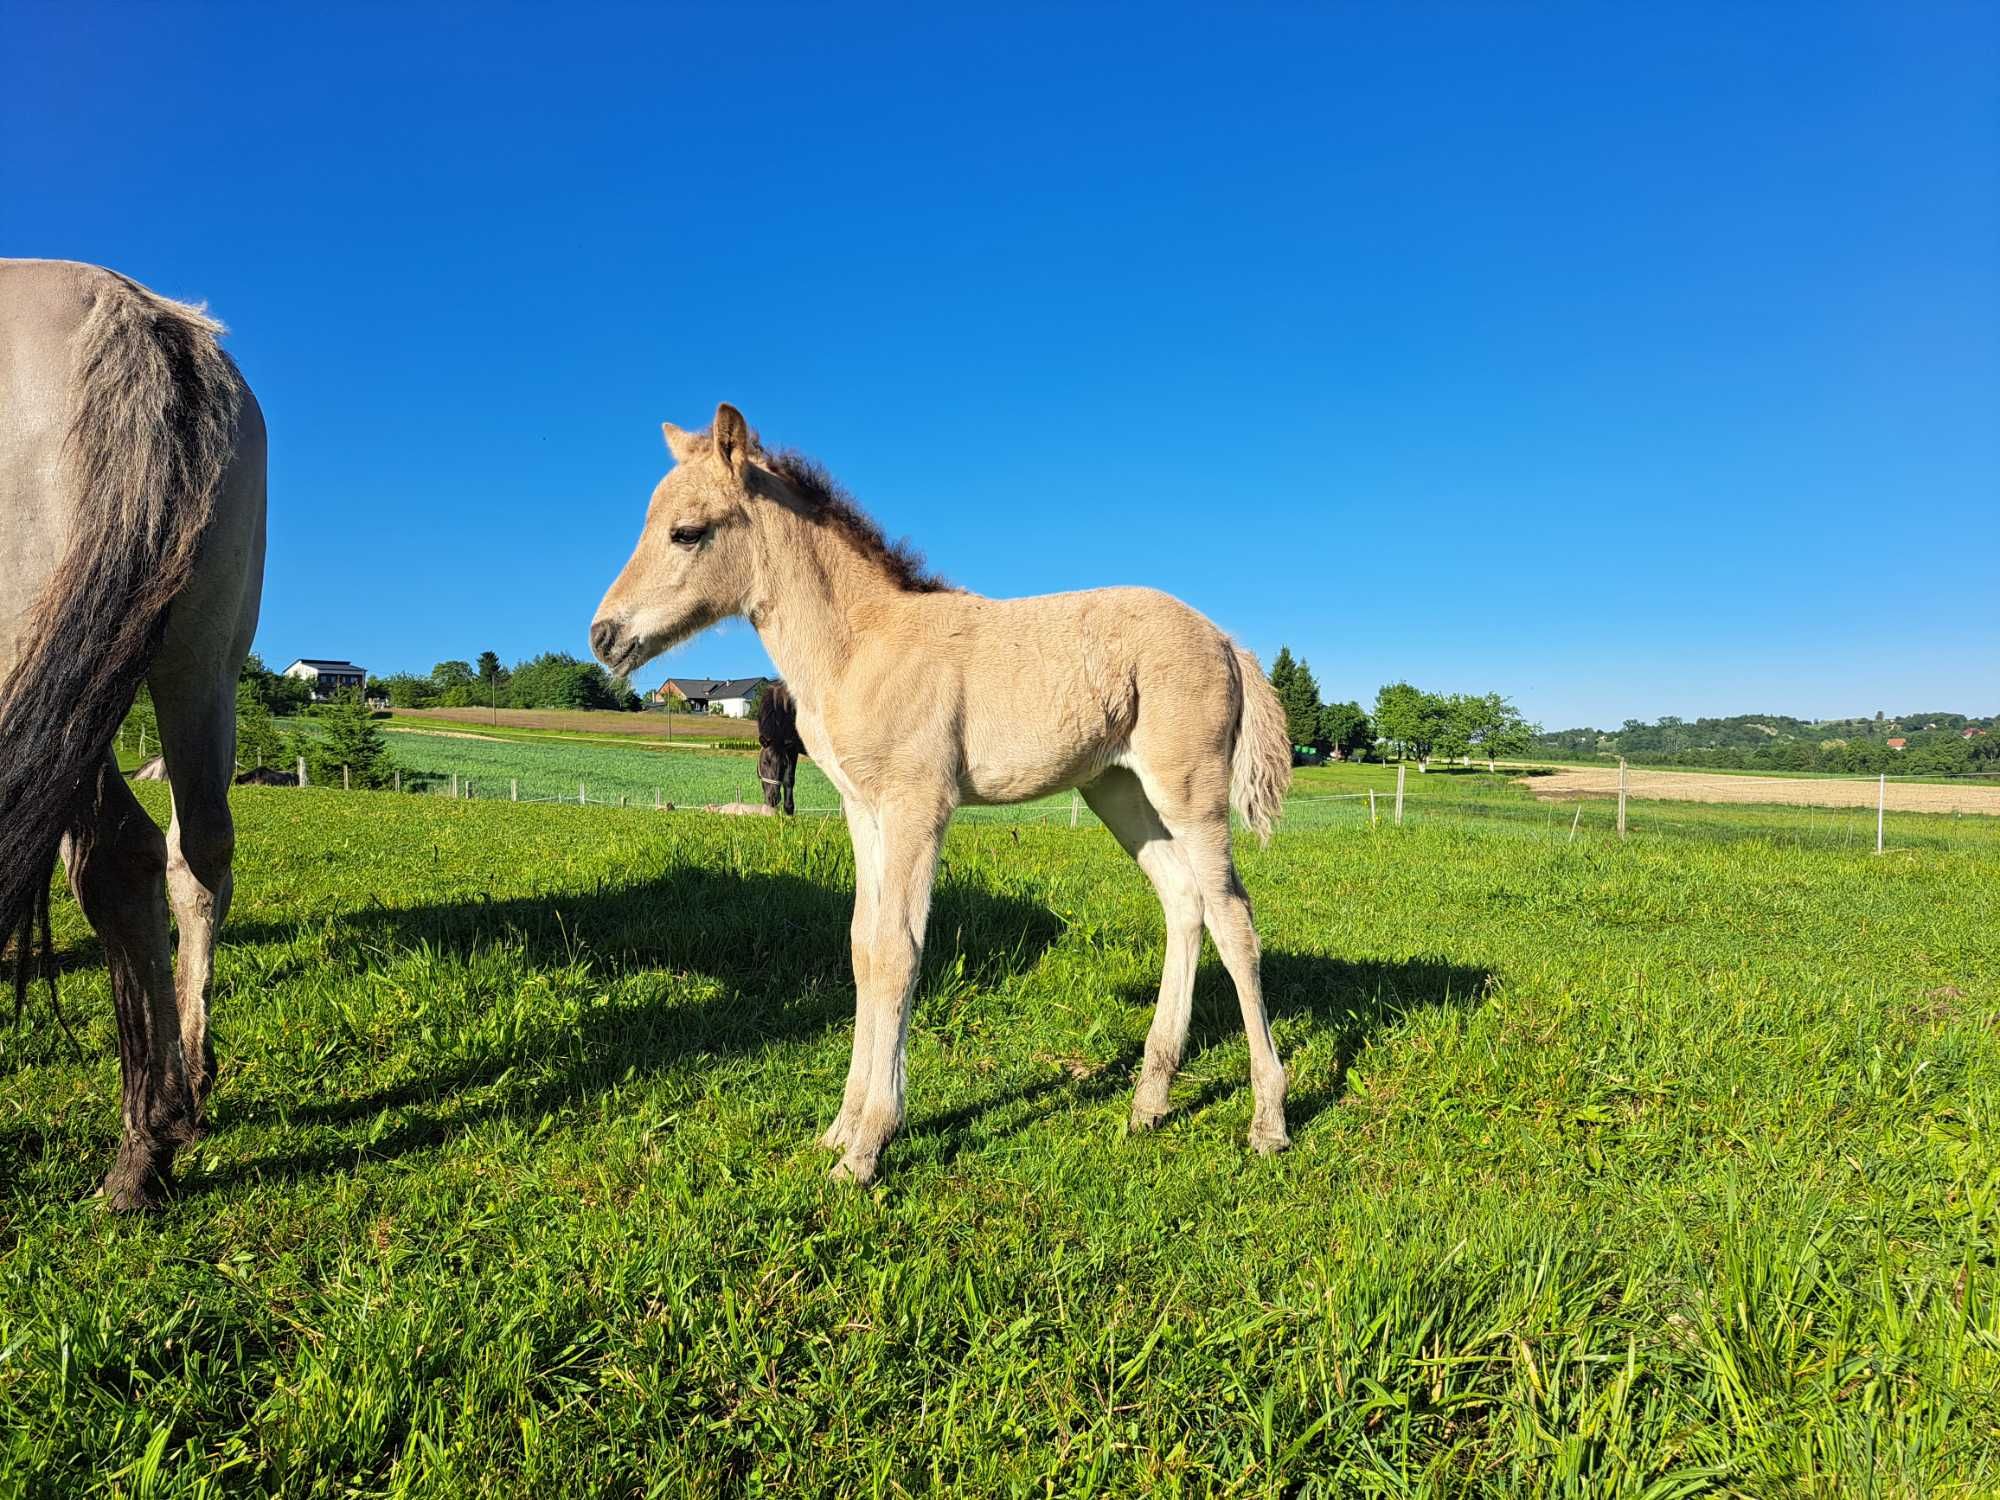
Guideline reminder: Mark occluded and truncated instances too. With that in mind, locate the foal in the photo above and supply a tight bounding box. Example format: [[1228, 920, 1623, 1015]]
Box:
[[593, 404, 1292, 1184]]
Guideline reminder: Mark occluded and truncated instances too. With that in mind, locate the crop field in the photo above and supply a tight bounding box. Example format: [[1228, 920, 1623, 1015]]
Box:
[[1522, 766, 2000, 818], [1, 783, 1995, 1494]]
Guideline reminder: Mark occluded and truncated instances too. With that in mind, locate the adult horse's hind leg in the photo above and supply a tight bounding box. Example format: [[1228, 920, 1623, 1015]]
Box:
[[64, 755, 195, 1209], [156, 663, 239, 1107], [1081, 769, 1204, 1132]]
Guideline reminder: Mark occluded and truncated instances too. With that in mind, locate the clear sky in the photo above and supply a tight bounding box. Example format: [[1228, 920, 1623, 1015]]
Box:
[[9, 2, 1995, 728]]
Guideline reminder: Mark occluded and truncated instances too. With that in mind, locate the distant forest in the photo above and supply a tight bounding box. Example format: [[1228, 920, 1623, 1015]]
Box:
[[1533, 711, 1999, 776]]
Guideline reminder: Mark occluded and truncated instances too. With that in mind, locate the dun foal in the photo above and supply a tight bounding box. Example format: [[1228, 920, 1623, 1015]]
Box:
[[593, 404, 1291, 1183]]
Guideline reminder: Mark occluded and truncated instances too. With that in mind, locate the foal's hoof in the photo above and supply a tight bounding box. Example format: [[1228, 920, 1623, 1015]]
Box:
[[1249, 1125, 1292, 1157], [1128, 1103, 1171, 1134]]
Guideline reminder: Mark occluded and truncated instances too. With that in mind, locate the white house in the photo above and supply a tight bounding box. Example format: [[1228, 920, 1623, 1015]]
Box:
[[650, 675, 771, 717], [283, 658, 368, 700]]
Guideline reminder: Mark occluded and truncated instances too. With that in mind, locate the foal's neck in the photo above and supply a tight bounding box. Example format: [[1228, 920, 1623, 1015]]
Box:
[[748, 504, 900, 713]]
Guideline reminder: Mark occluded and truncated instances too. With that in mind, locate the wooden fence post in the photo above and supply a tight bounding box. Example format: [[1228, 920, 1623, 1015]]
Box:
[[296, 755, 307, 788], [343, 764, 350, 791], [511, 778, 518, 802], [393, 769, 401, 794], [1369, 789, 1377, 827], [579, 782, 586, 806], [451, 772, 459, 799], [1394, 765, 1405, 826], [1617, 758, 1628, 840], [1876, 774, 1885, 855], [1070, 791, 1080, 828]]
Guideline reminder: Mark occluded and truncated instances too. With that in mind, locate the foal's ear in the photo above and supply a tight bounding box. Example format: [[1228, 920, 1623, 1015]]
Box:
[[712, 402, 752, 478], [661, 421, 697, 464]]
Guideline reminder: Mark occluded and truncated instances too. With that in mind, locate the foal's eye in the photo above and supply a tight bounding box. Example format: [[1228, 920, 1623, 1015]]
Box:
[[669, 524, 708, 547]]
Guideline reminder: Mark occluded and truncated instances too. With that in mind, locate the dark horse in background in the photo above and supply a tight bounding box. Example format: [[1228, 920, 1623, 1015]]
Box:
[[758, 682, 806, 815]]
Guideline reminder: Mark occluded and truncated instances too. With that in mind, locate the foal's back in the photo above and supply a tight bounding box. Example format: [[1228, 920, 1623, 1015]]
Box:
[[834, 585, 1246, 808]]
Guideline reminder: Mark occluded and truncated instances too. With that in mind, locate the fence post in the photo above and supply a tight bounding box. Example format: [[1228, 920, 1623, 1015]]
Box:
[[1394, 765, 1405, 826], [654, 787, 661, 810], [1070, 791, 1080, 828], [1877, 774, 1885, 854], [1617, 758, 1628, 840], [296, 755, 307, 788], [511, 778, 518, 803], [1568, 804, 1582, 844], [579, 782, 586, 806], [619, 794, 626, 807], [451, 772, 459, 800], [343, 764, 350, 791], [1369, 788, 1377, 827], [394, 769, 401, 794]]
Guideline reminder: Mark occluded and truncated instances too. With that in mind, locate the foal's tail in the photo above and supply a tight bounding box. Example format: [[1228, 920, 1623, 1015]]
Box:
[[0, 270, 243, 961], [1228, 646, 1292, 845]]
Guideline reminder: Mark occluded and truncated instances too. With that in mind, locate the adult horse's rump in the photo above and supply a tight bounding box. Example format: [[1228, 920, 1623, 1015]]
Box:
[[0, 260, 266, 1209]]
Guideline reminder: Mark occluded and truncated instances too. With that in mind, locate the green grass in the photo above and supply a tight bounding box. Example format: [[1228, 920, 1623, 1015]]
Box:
[[2, 786, 1996, 1494]]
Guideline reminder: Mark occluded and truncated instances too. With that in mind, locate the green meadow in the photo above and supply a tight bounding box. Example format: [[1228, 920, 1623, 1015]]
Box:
[[1, 782, 1995, 1494]]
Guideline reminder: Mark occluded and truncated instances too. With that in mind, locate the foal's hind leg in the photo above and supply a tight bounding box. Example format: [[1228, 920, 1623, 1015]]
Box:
[[1081, 770, 1204, 1132], [64, 755, 195, 1209], [155, 663, 239, 1108], [1166, 814, 1289, 1153]]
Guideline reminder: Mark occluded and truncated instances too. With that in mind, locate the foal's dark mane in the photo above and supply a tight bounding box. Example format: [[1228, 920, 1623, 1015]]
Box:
[[763, 448, 954, 594]]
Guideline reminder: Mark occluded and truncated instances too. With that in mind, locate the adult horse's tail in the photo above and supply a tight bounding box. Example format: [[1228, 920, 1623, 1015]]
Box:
[[0, 272, 242, 954], [1228, 646, 1291, 845]]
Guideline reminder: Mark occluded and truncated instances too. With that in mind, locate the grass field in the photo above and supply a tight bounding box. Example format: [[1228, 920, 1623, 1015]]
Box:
[[387, 707, 755, 741], [2, 783, 1995, 1493]]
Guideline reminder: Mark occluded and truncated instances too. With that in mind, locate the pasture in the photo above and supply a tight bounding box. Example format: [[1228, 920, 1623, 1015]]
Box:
[[2, 784, 1995, 1494]]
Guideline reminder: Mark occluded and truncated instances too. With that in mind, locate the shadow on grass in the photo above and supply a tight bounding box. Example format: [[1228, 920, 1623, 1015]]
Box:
[[200, 863, 1063, 1189], [1105, 952, 1494, 1139]]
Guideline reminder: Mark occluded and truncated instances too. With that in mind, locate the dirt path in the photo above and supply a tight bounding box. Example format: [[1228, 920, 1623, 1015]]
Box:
[[1518, 767, 2000, 816]]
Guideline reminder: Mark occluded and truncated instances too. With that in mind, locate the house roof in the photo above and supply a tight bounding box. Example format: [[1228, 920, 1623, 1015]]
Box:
[[286, 658, 366, 673], [657, 676, 770, 700]]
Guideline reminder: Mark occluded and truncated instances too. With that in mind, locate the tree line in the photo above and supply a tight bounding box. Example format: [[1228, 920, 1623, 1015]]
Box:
[[1266, 649, 1536, 770], [367, 651, 642, 713], [1533, 710, 1999, 777]]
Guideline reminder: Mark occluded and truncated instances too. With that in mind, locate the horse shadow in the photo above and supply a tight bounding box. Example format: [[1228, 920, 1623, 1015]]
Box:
[[29, 859, 1492, 1192], [202, 863, 1065, 1188], [907, 951, 1493, 1169]]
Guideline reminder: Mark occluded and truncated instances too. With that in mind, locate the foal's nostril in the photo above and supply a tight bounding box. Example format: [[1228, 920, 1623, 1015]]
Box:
[[590, 619, 622, 666]]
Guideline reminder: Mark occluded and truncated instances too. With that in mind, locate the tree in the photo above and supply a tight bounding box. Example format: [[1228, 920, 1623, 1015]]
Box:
[[1318, 701, 1372, 761], [505, 652, 625, 710], [235, 678, 291, 770], [1452, 692, 1535, 769], [431, 660, 476, 693], [307, 690, 392, 787], [1277, 655, 1323, 752], [476, 651, 504, 685], [1373, 681, 1447, 769]]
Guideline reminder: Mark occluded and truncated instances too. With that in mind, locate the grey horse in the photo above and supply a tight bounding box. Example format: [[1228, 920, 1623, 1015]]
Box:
[[1, 260, 266, 1210]]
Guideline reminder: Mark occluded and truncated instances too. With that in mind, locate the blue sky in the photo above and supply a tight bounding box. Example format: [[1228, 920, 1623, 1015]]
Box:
[[9, 2, 1995, 728]]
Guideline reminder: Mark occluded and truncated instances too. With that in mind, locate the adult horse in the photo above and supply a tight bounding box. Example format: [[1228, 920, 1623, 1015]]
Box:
[[1, 260, 265, 1210], [592, 404, 1291, 1185], [757, 681, 806, 815]]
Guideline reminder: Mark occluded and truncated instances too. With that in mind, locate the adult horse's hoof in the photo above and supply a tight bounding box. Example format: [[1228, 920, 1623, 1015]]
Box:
[[829, 1151, 880, 1186], [95, 1167, 173, 1213]]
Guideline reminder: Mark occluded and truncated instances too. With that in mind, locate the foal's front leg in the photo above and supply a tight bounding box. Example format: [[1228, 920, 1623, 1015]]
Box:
[[831, 799, 947, 1185], [821, 800, 881, 1153]]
